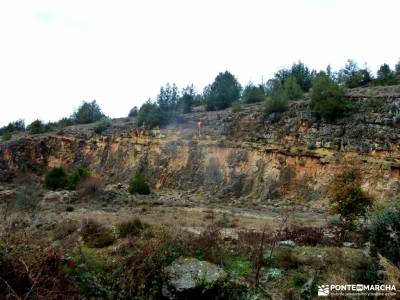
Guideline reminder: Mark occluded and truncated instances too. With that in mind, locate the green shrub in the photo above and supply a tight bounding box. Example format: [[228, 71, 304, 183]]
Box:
[[44, 166, 68, 190], [1, 131, 12, 142], [337, 59, 372, 88], [137, 100, 166, 129], [94, 118, 111, 134], [206, 71, 242, 111], [242, 83, 265, 103], [117, 218, 150, 238], [68, 166, 91, 190], [375, 63, 397, 85], [80, 219, 115, 248], [369, 199, 400, 266], [264, 94, 288, 115], [329, 168, 373, 229], [231, 101, 242, 113], [128, 173, 151, 195], [264, 80, 288, 115], [273, 61, 315, 92], [311, 72, 351, 121], [27, 119, 46, 134], [128, 106, 138, 118], [72, 100, 105, 124], [283, 76, 303, 100], [225, 258, 253, 278]]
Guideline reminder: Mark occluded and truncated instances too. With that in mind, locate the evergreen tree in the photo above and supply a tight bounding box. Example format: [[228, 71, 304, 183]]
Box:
[[72, 100, 105, 124], [311, 72, 349, 121], [242, 83, 265, 103], [157, 83, 179, 112], [206, 71, 241, 111]]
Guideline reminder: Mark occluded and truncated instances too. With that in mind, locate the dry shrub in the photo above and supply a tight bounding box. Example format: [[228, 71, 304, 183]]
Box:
[[190, 224, 228, 264], [280, 225, 324, 246], [379, 254, 400, 287], [0, 247, 79, 299], [53, 219, 79, 240], [236, 229, 273, 257], [274, 247, 301, 270], [117, 218, 150, 238], [80, 219, 115, 248], [77, 177, 104, 198]]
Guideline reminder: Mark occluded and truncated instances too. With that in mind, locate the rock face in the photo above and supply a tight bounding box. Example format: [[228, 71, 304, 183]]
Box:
[[1, 87, 400, 206], [163, 257, 226, 298], [42, 191, 76, 203]]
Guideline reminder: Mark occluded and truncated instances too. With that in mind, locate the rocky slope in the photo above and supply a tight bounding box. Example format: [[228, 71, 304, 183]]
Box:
[[1, 85, 400, 208]]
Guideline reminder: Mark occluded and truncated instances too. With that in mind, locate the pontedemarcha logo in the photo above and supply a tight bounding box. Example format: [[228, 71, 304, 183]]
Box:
[[318, 285, 330, 296]]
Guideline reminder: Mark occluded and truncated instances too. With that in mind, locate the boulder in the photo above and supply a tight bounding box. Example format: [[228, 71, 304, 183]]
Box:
[[278, 240, 296, 247], [42, 190, 76, 203], [163, 257, 226, 298]]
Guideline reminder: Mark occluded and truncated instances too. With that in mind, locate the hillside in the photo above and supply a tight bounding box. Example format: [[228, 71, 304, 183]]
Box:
[[1, 85, 400, 299]]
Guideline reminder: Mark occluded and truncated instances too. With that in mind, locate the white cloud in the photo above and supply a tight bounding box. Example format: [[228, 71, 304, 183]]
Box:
[[0, 0, 399, 126]]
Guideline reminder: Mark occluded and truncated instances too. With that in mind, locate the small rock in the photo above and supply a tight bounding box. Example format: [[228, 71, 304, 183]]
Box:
[[278, 240, 296, 247], [163, 257, 226, 298], [42, 191, 76, 203], [343, 242, 355, 248]]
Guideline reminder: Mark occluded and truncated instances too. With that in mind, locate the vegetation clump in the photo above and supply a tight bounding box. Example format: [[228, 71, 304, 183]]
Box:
[[329, 168, 373, 229], [67, 166, 91, 190], [369, 199, 400, 266], [80, 219, 115, 248], [27, 119, 47, 134], [93, 117, 111, 134], [44, 166, 69, 190], [311, 72, 351, 120], [205, 71, 242, 111], [128, 173, 151, 195], [72, 100, 105, 124], [242, 83, 265, 103], [117, 218, 150, 238]]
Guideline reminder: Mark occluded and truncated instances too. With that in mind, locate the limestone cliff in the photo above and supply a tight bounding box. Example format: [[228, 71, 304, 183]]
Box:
[[1, 85, 400, 205]]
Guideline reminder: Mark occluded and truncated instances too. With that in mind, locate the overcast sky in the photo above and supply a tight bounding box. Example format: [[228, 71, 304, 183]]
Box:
[[0, 0, 399, 126]]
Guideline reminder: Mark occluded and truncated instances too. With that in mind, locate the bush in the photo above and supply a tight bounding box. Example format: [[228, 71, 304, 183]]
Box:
[[128, 173, 151, 195], [77, 177, 104, 197], [44, 166, 68, 190], [282, 76, 303, 100], [274, 247, 300, 270], [72, 100, 105, 124], [231, 101, 242, 113], [369, 199, 400, 266], [68, 166, 91, 190], [117, 218, 150, 238], [375, 63, 397, 85], [329, 168, 373, 229], [242, 83, 265, 103], [274, 61, 315, 92], [337, 59, 372, 88], [265, 80, 288, 114], [206, 71, 242, 111], [136, 100, 166, 129], [53, 219, 79, 240], [93, 118, 111, 134], [128, 106, 138, 118], [311, 72, 351, 121], [1, 131, 12, 142], [280, 225, 323, 246], [80, 219, 115, 248], [0, 119, 25, 136], [27, 119, 46, 134]]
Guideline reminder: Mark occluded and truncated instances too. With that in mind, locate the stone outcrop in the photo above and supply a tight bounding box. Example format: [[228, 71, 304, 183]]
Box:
[[1, 86, 400, 206], [163, 257, 226, 298]]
